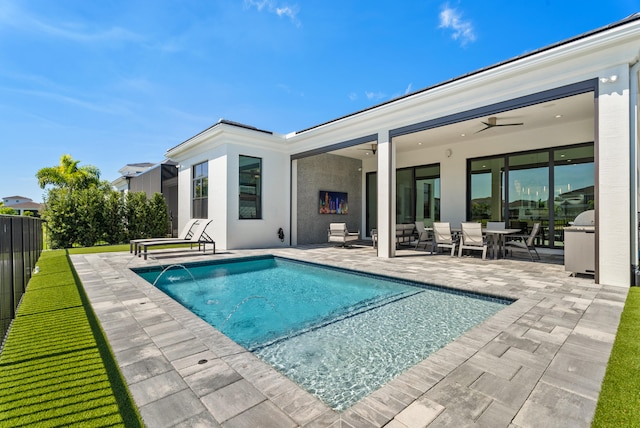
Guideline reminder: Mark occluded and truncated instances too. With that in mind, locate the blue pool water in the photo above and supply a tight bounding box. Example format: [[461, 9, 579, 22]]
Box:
[[135, 256, 510, 410]]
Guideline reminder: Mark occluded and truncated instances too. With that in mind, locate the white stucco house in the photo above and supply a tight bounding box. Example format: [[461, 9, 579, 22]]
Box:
[[1, 196, 43, 216], [165, 13, 640, 287]]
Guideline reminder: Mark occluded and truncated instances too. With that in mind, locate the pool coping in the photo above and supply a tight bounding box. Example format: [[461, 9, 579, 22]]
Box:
[[70, 245, 627, 427]]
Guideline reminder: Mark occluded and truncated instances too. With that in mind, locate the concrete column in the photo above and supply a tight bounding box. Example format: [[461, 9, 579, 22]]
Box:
[[597, 68, 632, 286], [291, 158, 298, 246], [377, 130, 396, 258]]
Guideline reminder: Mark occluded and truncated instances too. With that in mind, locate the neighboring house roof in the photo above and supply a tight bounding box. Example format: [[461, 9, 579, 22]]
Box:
[[112, 159, 178, 188], [117, 162, 155, 176], [2, 195, 32, 201]]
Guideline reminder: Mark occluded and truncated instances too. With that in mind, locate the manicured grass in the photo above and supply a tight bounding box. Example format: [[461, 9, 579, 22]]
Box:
[[592, 287, 640, 427], [0, 250, 143, 427], [67, 244, 129, 254]]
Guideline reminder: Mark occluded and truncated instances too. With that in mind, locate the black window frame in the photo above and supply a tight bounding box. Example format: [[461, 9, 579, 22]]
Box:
[[192, 161, 208, 219], [239, 155, 262, 220]]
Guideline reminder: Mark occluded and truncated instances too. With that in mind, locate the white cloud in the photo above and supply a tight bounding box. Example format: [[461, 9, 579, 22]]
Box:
[[0, 2, 141, 44], [439, 4, 476, 46], [404, 83, 413, 95], [244, 0, 301, 27], [348, 92, 358, 101], [365, 91, 386, 101]]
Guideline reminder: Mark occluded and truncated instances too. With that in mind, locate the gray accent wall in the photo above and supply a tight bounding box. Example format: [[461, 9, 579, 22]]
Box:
[[296, 153, 362, 244]]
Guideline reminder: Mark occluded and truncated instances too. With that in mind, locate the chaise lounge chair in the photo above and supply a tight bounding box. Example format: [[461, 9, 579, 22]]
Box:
[[130, 218, 200, 255], [138, 220, 216, 260], [328, 223, 360, 247]]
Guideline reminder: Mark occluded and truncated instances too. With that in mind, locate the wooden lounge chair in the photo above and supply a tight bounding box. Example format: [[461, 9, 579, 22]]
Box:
[[130, 218, 200, 255], [138, 220, 215, 260]]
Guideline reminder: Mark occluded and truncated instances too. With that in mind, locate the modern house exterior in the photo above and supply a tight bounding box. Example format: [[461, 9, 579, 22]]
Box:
[[1, 196, 43, 216], [111, 161, 179, 236], [165, 13, 640, 287]]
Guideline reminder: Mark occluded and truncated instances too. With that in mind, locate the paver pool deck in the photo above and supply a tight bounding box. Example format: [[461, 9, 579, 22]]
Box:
[[70, 244, 627, 427]]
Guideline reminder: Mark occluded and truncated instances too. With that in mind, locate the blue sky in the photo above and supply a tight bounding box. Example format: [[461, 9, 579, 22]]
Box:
[[1, 1, 638, 202]]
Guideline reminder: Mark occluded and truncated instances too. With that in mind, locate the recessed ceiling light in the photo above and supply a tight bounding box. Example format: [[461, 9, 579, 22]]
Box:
[[461, 133, 466, 137], [418, 142, 422, 145], [560, 154, 565, 157], [555, 114, 563, 118]]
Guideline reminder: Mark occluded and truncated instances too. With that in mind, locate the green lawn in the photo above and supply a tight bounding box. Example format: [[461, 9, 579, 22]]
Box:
[[0, 249, 143, 427], [592, 287, 640, 427]]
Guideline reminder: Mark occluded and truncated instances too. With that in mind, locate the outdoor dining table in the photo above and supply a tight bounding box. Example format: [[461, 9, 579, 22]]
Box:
[[483, 228, 521, 260]]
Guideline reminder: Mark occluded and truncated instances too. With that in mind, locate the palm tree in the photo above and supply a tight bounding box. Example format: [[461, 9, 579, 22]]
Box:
[[36, 154, 101, 191]]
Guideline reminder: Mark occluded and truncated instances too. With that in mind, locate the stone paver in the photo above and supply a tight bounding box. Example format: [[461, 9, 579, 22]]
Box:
[[70, 244, 628, 427]]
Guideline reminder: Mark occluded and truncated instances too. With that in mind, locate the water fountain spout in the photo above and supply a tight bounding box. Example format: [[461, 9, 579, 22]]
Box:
[[151, 264, 199, 287]]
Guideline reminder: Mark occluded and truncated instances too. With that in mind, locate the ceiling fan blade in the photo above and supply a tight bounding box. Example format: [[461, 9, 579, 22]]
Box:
[[475, 119, 523, 133], [475, 124, 492, 133]]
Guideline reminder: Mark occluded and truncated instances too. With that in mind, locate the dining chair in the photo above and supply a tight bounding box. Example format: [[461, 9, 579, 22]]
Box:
[[505, 222, 541, 261], [458, 222, 488, 259], [414, 221, 432, 250], [432, 222, 457, 256]]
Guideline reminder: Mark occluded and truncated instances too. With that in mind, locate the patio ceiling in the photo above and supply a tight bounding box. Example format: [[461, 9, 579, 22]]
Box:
[[332, 92, 594, 160]]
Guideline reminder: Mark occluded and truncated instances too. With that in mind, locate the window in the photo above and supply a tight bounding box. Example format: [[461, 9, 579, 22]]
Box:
[[192, 161, 208, 219], [467, 143, 594, 248], [239, 155, 262, 219]]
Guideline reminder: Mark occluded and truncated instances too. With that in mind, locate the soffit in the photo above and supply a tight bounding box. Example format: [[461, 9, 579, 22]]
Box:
[[332, 92, 594, 159]]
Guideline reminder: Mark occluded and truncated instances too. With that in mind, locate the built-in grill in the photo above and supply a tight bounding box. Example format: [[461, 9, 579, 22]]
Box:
[[564, 209, 595, 275]]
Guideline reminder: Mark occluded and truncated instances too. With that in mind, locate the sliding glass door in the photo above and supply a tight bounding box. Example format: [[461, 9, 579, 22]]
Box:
[[366, 164, 440, 235], [467, 143, 594, 248]]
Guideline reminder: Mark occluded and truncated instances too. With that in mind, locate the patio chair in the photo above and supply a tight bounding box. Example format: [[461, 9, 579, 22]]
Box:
[[505, 222, 541, 261], [458, 222, 488, 259], [130, 218, 200, 254], [328, 223, 360, 247], [138, 220, 216, 260], [413, 221, 432, 250], [432, 222, 457, 256]]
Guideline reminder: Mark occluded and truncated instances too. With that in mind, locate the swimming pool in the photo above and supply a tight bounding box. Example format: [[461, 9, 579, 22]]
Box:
[[135, 256, 510, 410]]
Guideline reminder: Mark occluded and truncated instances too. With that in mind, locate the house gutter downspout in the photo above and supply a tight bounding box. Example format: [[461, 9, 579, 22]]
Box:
[[630, 57, 640, 285]]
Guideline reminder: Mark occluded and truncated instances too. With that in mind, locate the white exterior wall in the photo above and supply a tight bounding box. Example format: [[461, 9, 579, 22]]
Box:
[[168, 124, 290, 251], [225, 144, 291, 249]]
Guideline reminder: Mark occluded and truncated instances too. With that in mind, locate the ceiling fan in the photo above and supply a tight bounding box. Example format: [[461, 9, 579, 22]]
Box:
[[475, 116, 524, 133], [357, 143, 377, 155]]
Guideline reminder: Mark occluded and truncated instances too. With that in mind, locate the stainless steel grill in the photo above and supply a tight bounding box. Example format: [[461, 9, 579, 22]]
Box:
[[564, 209, 595, 275]]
